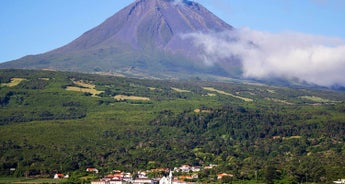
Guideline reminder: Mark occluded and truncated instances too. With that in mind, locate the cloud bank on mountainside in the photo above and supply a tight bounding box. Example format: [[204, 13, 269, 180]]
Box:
[[184, 28, 345, 87]]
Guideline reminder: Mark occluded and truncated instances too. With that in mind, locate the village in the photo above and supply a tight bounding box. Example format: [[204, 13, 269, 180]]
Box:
[[54, 164, 233, 184]]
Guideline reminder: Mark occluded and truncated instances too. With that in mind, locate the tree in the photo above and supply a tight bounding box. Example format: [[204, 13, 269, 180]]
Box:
[[222, 175, 233, 183], [265, 166, 279, 184]]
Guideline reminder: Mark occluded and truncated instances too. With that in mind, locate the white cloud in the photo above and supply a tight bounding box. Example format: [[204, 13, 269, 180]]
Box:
[[183, 28, 345, 87]]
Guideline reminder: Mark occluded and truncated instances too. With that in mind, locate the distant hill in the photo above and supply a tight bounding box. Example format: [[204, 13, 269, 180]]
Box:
[[0, 0, 241, 79]]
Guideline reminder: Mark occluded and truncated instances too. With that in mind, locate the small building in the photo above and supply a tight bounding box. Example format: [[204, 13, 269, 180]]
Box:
[[159, 176, 170, 184], [191, 166, 201, 172], [137, 171, 148, 178], [204, 164, 218, 170], [159, 171, 173, 184], [91, 181, 109, 184], [172, 180, 187, 184], [217, 173, 233, 180], [109, 180, 125, 184], [87, 167, 99, 173], [180, 165, 191, 172], [54, 173, 65, 179], [122, 177, 133, 182], [177, 174, 198, 180], [334, 179, 345, 184], [133, 178, 152, 184]]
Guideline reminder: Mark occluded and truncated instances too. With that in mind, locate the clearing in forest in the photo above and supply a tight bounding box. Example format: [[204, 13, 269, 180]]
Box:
[[206, 93, 217, 97], [171, 87, 191, 93], [114, 95, 150, 101], [203, 87, 253, 102], [194, 108, 212, 113], [71, 79, 96, 89], [0, 78, 26, 87], [300, 96, 333, 103], [65, 79, 104, 97], [265, 98, 293, 105]]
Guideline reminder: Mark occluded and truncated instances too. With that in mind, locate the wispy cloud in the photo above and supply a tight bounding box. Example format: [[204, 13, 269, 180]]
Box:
[[183, 28, 345, 87]]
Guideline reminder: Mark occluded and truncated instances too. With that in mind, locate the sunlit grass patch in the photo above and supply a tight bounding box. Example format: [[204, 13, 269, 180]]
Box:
[[194, 108, 212, 113], [171, 87, 191, 93], [114, 95, 150, 101], [265, 98, 293, 105], [300, 96, 332, 103], [203, 87, 253, 102], [1, 78, 26, 87], [65, 79, 103, 97], [71, 79, 96, 89], [267, 89, 276, 93], [39, 77, 50, 81], [283, 136, 302, 140], [206, 93, 217, 97], [65, 86, 103, 96]]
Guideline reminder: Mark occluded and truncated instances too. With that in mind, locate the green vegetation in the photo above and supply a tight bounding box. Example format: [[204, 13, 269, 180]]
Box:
[[0, 78, 26, 87], [300, 95, 334, 103], [1, 69, 345, 183], [203, 87, 253, 102], [0, 177, 68, 184]]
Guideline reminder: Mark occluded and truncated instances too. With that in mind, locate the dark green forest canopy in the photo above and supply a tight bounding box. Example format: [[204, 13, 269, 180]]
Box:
[[1, 69, 345, 183]]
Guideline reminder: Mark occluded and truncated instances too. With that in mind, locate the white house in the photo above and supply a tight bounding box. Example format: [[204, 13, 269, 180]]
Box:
[[159, 176, 170, 184], [159, 171, 173, 184], [87, 168, 99, 173], [334, 179, 345, 184], [54, 173, 64, 179], [91, 181, 109, 184], [179, 165, 191, 172], [191, 166, 201, 172], [109, 180, 125, 184], [132, 178, 152, 184]]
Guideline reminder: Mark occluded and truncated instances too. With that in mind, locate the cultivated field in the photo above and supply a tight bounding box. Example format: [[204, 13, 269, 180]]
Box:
[[300, 95, 332, 103], [0, 78, 26, 87], [114, 95, 150, 101], [65, 79, 104, 97], [0, 177, 67, 184], [171, 87, 191, 93], [203, 87, 253, 102]]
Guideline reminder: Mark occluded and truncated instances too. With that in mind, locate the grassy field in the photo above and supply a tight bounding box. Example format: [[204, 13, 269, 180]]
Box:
[[203, 87, 253, 102], [65, 86, 103, 96], [65, 79, 104, 96], [0, 77, 26, 87], [171, 87, 191, 93], [0, 177, 67, 184], [114, 95, 150, 101], [300, 95, 333, 103]]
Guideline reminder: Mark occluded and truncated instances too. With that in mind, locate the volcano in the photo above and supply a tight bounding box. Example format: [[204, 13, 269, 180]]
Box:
[[0, 0, 239, 79]]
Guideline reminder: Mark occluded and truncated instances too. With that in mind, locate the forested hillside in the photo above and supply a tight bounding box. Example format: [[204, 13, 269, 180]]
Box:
[[1, 69, 345, 183]]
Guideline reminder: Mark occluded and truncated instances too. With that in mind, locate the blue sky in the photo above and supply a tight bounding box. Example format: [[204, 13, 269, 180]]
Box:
[[1, 0, 345, 62]]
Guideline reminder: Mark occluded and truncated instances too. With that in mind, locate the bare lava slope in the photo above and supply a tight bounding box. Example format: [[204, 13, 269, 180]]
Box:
[[0, 0, 240, 79]]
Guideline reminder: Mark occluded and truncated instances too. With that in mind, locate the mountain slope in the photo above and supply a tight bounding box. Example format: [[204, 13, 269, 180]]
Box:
[[1, 69, 345, 183], [0, 0, 239, 78]]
